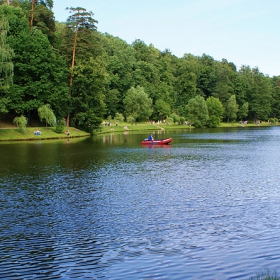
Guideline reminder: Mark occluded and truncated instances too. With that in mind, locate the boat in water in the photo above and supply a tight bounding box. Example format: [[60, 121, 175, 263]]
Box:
[[141, 138, 172, 145]]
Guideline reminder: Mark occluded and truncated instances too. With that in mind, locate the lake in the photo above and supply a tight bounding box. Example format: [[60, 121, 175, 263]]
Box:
[[1, 127, 280, 279]]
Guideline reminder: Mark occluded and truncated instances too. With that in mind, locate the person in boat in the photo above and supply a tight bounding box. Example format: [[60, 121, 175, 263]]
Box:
[[148, 133, 154, 141]]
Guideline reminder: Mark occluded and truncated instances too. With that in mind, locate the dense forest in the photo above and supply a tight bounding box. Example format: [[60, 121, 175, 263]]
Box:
[[0, 1, 280, 132]]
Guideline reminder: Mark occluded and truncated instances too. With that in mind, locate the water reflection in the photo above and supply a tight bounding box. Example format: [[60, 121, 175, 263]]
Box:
[[1, 127, 280, 279]]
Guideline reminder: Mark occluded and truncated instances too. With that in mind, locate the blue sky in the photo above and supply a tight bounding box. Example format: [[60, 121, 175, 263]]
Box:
[[53, 0, 280, 77]]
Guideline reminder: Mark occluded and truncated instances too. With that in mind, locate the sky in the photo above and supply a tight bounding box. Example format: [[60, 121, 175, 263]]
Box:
[[53, 0, 280, 77]]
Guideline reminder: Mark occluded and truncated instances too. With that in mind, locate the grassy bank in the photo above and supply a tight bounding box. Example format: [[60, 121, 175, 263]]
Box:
[[97, 120, 277, 134], [0, 127, 89, 142], [0, 121, 278, 142]]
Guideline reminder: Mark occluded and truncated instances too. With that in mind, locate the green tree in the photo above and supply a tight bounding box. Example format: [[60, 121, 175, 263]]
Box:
[[197, 54, 218, 98], [38, 104, 56, 127], [0, 16, 13, 86], [14, 0, 55, 44], [123, 86, 153, 121], [186, 95, 208, 128], [175, 54, 198, 107], [13, 114, 27, 133], [206, 96, 224, 127], [100, 34, 136, 116], [238, 102, 249, 120], [248, 68, 272, 121], [114, 112, 124, 122], [64, 6, 98, 126], [8, 27, 69, 123], [225, 95, 239, 122], [70, 56, 106, 131], [153, 98, 171, 120], [170, 112, 180, 124], [0, 16, 14, 113], [271, 76, 280, 119], [213, 59, 236, 105]]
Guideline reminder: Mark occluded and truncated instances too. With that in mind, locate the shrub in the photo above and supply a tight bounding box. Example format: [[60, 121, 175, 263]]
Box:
[[55, 119, 66, 133], [170, 113, 180, 124], [179, 117, 185, 124], [126, 116, 135, 124], [114, 112, 124, 122]]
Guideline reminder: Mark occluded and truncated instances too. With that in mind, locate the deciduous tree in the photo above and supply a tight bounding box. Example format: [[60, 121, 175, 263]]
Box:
[[124, 86, 153, 121], [206, 96, 224, 127], [0, 16, 14, 113], [225, 95, 239, 122], [186, 95, 208, 128]]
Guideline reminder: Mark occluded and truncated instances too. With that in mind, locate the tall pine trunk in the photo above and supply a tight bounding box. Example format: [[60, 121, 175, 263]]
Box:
[[66, 23, 78, 127], [30, 0, 35, 30]]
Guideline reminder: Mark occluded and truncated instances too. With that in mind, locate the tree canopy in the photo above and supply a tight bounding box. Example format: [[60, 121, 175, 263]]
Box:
[[0, 2, 279, 132]]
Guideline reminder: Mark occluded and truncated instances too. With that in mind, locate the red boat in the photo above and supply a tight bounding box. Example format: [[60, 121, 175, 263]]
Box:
[[141, 138, 172, 145]]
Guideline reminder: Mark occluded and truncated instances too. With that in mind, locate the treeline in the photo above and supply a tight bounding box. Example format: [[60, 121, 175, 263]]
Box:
[[0, 1, 280, 131]]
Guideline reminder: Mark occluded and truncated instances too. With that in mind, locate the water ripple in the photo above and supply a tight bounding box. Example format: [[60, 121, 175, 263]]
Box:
[[1, 128, 280, 279]]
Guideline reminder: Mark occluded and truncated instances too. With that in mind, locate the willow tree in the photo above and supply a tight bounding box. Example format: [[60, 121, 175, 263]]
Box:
[[38, 104, 56, 127], [0, 16, 14, 113], [65, 6, 98, 126]]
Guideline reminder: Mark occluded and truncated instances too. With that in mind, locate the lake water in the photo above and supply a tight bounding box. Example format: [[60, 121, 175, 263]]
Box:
[[1, 127, 280, 279]]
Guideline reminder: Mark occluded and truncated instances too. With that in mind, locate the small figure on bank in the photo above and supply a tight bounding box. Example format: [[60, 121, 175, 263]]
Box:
[[148, 133, 154, 141], [65, 130, 70, 136]]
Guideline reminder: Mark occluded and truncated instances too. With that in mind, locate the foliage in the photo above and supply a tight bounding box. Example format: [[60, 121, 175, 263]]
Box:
[[38, 104, 56, 127], [179, 116, 185, 124], [123, 86, 153, 122], [0, 16, 14, 87], [206, 96, 224, 127], [238, 102, 249, 120], [0, 16, 14, 113], [186, 95, 209, 128], [225, 95, 239, 122], [0, 5, 279, 131], [170, 113, 180, 124], [153, 99, 171, 120], [13, 115, 27, 133], [75, 109, 103, 133], [17, 0, 55, 44], [0, 97, 9, 113], [55, 118, 66, 133], [126, 116, 135, 124], [114, 112, 124, 122]]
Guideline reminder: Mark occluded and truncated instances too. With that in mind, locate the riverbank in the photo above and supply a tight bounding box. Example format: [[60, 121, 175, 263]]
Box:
[[0, 121, 277, 142], [97, 120, 278, 134], [0, 127, 90, 142]]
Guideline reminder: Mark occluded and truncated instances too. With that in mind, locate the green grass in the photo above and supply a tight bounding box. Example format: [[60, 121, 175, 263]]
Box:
[[0, 120, 278, 142], [96, 121, 193, 134], [98, 120, 279, 134], [250, 269, 280, 280], [0, 127, 89, 142]]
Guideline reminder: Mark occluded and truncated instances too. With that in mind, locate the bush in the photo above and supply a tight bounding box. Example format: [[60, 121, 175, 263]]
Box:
[[126, 116, 135, 124], [55, 119, 66, 133], [179, 117, 185, 124], [269, 118, 277, 124], [114, 112, 124, 122], [165, 117, 173, 124], [170, 113, 180, 124]]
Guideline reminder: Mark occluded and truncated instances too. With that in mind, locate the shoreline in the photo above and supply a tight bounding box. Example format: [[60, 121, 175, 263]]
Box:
[[0, 122, 277, 143]]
